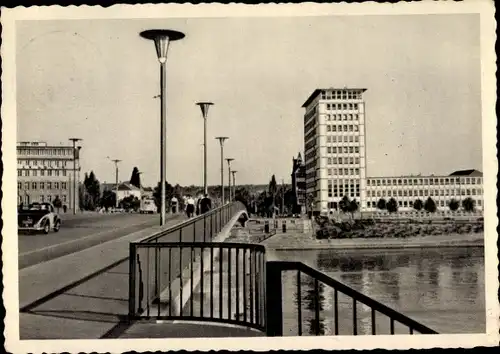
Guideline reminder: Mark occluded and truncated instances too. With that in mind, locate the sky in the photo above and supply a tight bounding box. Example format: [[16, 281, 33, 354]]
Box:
[[16, 14, 482, 187]]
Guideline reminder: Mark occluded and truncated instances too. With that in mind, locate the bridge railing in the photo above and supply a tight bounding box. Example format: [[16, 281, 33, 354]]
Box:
[[266, 261, 438, 336], [129, 242, 266, 331], [128, 201, 249, 320]]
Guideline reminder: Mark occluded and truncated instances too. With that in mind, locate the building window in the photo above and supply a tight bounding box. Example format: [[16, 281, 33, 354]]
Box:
[[332, 125, 336, 132], [332, 147, 337, 153], [48, 170, 52, 176], [354, 136, 359, 142], [327, 125, 331, 132], [327, 147, 332, 153], [47, 182, 52, 189], [55, 182, 60, 189], [25, 182, 30, 190], [17, 182, 21, 189], [367, 180, 371, 186], [32, 182, 37, 190], [398, 179, 402, 185], [40, 182, 45, 189], [41, 170, 45, 176], [327, 158, 332, 164]]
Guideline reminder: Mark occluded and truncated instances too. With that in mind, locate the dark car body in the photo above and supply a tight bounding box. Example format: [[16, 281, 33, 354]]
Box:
[[18, 202, 61, 234]]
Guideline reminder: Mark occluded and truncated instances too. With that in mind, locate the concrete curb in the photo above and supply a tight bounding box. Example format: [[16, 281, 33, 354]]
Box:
[[19, 216, 183, 269]]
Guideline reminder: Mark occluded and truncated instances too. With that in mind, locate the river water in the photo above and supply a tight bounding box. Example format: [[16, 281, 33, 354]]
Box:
[[274, 246, 485, 335]]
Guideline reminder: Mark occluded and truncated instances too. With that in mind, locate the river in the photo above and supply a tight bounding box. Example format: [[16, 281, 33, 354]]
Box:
[[274, 246, 485, 335]]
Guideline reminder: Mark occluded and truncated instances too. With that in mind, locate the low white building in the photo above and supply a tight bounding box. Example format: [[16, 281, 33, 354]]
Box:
[[102, 182, 142, 201]]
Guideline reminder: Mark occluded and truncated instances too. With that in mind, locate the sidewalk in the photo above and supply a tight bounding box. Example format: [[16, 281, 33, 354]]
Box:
[[20, 217, 185, 339]]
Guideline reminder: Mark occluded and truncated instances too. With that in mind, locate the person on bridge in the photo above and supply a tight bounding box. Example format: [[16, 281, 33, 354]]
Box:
[[186, 195, 195, 218], [200, 194, 212, 214]]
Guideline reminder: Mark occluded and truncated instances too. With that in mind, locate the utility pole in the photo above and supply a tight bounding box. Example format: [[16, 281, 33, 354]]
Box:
[[215, 137, 228, 204], [108, 157, 121, 208], [69, 138, 82, 215], [281, 178, 285, 216], [225, 158, 234, 202], [231, 170, 238, 200]]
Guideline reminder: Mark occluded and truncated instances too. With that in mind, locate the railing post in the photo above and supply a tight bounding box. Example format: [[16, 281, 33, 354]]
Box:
[[265, 261, 283, 336], [128, 243, 137, 318]]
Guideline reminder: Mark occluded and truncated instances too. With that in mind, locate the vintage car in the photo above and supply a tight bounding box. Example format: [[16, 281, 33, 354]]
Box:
[[18, 202, 61, 234]]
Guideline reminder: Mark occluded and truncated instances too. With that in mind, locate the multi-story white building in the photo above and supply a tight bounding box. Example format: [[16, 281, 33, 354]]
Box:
[[302, 88, 368, 214], [17, 141, 80, 211], [301, 88, 483, 215]]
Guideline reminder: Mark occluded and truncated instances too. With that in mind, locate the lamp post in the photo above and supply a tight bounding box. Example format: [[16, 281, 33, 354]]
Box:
[[140, 29, 185, 226], [196, 102, 213, 196], [225, 158, 234, 202], [107, 157, 121, 208], [231, 170, 238, 201], [69, 138, 82, 215], [215, 137, 228, 204]]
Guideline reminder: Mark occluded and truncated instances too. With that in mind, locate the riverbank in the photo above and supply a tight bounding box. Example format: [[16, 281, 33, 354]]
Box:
[[260, 231, 484, 250]]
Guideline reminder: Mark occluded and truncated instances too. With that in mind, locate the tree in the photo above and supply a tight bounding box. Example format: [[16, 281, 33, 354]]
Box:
[[377, 198, 387, 210], [153, 181, 174, 210], [413, 199, 424, 211], [448, 198, 460, 211], [100, 190, 116, 210], [83, 171, 101, 211], [130, 167, 141, 189], [339, 195, 351, 213], [348, 198, 359, 218], [53, 195, 62, 213], [462, 197, 475, 212], [268, 175, 278, 217], [386, 198, 398, 213], [424, 197, 437, 213], [120, 195, 141, 211]]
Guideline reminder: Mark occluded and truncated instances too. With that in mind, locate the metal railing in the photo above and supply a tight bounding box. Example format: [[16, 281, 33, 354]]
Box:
[[129, 242, 266, 331], [265, 261, 438, 336]]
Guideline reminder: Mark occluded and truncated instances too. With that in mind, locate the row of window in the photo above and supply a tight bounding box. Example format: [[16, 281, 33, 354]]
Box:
[[304, 106, 317, 123], [18, 169, 69, 177], [324, 113, 359, 121], [304, 118, 316, 134], [325, 103, 359, 111], [366, 188, 483, 198], [326, 124, 360, 133], [327, 135, 360, 143], [328, 168, 361, 176], [366, 199, 482, 208], [321, 90, 363, 100], [305, 128, 317, 142], [327, 146, 360, 154], [18, 181, 68, 190], [17, 148, 74, 156], [18, 159, 70, 167], [367, 177, 482, 186], [327, 157, 360, 165]]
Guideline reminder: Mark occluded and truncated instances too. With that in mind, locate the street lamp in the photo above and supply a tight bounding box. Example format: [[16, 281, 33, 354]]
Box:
[[196, 102, 213, 196], [69, 138, 82, 215], [225, 158, 234, 202], [215, 137, 228, 204], [140, 29, 185, 226], [107, 157, 121, 208], [231, 170, 238, 201]]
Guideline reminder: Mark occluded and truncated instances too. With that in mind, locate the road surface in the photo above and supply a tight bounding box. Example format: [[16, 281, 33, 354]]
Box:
[[19, 213, 163, 254]]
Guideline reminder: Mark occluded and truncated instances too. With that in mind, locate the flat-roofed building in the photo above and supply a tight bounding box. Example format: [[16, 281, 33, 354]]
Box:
[[365, 170, 484, 211], [302, 87, 367, 215], [301, 87, 483, 215], [17, 141, 80, 211]]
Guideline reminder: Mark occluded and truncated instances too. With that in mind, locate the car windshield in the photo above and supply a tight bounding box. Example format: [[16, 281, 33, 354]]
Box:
[[27, 203, 49, 211]]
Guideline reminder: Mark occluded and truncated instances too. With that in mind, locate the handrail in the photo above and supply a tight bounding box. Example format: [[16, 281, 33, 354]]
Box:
[[266, 260, 438, 336], [137, 202, 245, 243], [135, 242, 266, 251]]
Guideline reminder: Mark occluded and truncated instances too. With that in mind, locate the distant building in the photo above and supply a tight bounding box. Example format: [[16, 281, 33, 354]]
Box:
[[17, 141, 80, 211], [301, 88, 483, 215], [365, 170, 483, 211], [101, 182, 142, 201], [291, 152, 306, 213]]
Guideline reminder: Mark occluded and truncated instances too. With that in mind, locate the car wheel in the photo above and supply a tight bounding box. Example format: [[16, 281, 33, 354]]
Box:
[[53, 221, 61, 232], [43, 222, 50, 234]]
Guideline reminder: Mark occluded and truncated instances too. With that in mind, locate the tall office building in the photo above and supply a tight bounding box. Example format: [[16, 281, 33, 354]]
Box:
[[302, 88, 484, 215], [17, 141, 80, 211], [302, 88, 367, 215]]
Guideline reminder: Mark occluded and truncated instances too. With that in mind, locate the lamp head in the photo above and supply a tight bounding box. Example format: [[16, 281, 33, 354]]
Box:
[[196, 102, 214, 119], [226, 158, 234, 164], [215, 136, 229, 145], [140, 29, 185, 64]]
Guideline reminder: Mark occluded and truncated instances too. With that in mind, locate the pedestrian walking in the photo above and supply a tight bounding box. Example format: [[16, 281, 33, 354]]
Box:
[[171, 196, 178, 214], [200, 194, 212, 214], [186, 195, 195, 218]]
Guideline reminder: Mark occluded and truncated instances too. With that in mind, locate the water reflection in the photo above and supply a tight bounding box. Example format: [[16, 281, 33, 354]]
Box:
[[279, 247, 485, 335]]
